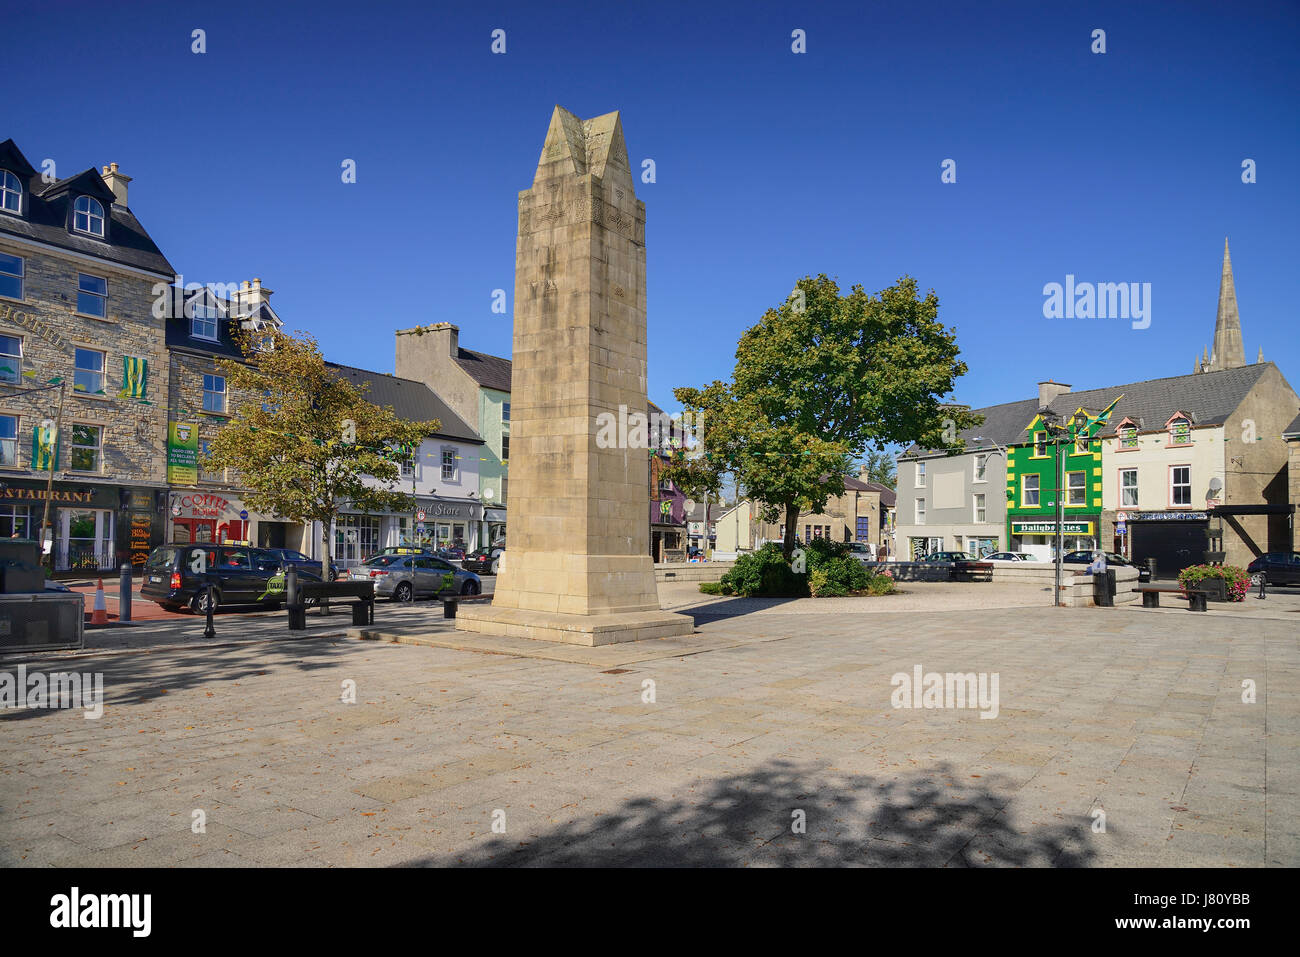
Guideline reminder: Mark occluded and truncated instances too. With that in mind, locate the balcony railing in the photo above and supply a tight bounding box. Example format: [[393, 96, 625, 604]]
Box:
[[55, 542, 116, 573]]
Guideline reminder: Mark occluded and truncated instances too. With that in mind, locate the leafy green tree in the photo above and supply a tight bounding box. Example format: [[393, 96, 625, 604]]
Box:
[[667, 275, 979, 555], [203, 329, 438, 580], [858, 449, 897, 489]]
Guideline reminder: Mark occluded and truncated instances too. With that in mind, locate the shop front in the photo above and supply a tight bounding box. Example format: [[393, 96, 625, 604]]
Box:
[[1125, 510, 1209, 579], [482, 507, 506, 549], [0, 479, 166, 574], [1009, 518, 1099, 562], [329, 497, 483, 569]]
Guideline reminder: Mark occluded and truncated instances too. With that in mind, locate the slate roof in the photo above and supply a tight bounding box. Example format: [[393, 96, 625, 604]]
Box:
[[0, 139, 175, 277], [454, 347, 512, 393], [327, 362, 483, 444], [862, 480, 898, 508], [1285, 412, 1300, 438], [901, 363, 1277, 458]]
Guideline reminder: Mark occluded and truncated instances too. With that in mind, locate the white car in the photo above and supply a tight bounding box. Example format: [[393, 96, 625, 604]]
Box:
[[984, 552, 1030, 563]]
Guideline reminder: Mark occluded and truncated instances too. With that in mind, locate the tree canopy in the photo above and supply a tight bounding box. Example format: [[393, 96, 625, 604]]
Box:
[[665, 275, 980, 553], [202, 328, 438, 576]]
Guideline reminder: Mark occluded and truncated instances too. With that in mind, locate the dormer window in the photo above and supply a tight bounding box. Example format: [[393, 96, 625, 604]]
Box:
[[73, 196, 105, 237], [0, 170, 21, 214], [1117, 420, 1139, 450], [188, 299, 219, 340], [1168, 416, 1192, 446]]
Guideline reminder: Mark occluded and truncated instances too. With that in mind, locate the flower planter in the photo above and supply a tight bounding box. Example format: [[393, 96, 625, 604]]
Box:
[[1198, 577, 1228, 602]]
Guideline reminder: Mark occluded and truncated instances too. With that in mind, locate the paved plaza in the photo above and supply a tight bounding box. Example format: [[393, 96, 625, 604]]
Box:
[[1, 582, 1296, 867]]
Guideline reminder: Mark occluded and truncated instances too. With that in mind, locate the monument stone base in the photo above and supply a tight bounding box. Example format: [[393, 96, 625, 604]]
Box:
[[454, 604, 694, 647]]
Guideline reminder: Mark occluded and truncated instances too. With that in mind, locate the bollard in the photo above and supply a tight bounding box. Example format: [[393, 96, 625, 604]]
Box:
[[118, 563, 132, 623], [1256, 575, 1266, 600], [1146, 557, 1157, 582], [285, 565, 298, 608], [202, 582, 216, 639]]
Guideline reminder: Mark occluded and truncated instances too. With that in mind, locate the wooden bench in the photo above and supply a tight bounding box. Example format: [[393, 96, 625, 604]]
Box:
[[441, 594, 493, 619], [951, 562, 994, 583], [1137, 584, 1208, 612]]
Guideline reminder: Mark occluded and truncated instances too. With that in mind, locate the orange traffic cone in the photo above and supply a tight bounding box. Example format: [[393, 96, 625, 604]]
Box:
[[90, 578, 109, 625]]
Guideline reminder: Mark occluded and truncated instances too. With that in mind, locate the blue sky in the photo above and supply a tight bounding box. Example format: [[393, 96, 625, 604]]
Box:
[[8, 0, 1298, 427]]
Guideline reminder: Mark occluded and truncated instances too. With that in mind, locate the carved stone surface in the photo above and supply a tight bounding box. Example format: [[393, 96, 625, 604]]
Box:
[[457, 105, 691, 645]]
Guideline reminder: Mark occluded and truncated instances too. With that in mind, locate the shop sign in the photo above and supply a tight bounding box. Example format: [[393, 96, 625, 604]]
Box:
[[167, 421, 199, 484], [420, 501, 483, 521], [1134, 512, 1207, 521], [129, 512, 153, 568], [1011, 521, 1093, 535], [170, 492, 237, 520]]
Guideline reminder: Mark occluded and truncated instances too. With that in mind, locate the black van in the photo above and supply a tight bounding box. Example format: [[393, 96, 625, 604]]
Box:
[[140, 543, 324, 613]]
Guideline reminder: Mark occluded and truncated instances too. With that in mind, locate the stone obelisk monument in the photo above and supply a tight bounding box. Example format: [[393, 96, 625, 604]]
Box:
[[456, 106, 693, 646]]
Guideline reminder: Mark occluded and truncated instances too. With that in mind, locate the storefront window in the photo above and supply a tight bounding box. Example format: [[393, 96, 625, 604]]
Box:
[[0, 503, 30, 538], [335, 514, 381, 565]]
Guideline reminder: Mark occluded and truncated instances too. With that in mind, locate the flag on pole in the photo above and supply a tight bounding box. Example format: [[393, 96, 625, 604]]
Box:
[[121, 356, 148, 399], [31, 423, 59, 470]]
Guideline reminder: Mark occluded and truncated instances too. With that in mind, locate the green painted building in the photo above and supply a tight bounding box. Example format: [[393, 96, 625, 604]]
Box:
[[1005, 397, 1119, 560]]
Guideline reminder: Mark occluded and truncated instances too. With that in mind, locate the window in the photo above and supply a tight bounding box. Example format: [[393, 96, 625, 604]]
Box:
[[69, 424, 102, 472], [0, 503, 29, 537], [202, 374, 227, 414], [0, 414, 17, 466], [399, 449, 415, 478], [0, 170, 21, 214], [1033, 431, 1048, 457], [1075, 433, 1089, 455], [189, 298, 219, 340], [1066, 471, 1086, 506], [0, 335, 20, 383], [500, 435, 509, 462], [0, 252, 22, 299], [73, 348, 105, 394], [1120, 469, 1139, 508], [73, 196, 105, 236], [441, 448, 457, 482], [1171, 466, 1192, 507], [199, 439, 225, 484], [502, 402, 511, 423], [77, 273, 107, 317], [1022, 474, 1040, 507], [974, 493, 986, 523], [915, 497, 926, 524], [916, 461, 926, 487], [1169, 418, 1191, 446], [974, 454, 987, 482], [1119, 425, 1138, 450]]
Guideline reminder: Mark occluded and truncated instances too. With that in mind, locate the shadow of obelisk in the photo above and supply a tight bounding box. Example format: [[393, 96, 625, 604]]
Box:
[[455, 106, 694, 646]]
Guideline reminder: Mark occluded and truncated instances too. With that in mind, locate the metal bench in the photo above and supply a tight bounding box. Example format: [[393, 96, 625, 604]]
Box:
[[1137, 584, 1208, 612], [288, 580, 376, 629]]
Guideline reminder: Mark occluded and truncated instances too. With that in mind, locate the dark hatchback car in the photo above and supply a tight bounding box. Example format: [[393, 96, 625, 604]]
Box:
[[1062, 550, 1152, 583], [463, 545, 504, 576], [260, 547, 339, 581], [1246, 552, 1300, 586], [140, 544, 324, 613]]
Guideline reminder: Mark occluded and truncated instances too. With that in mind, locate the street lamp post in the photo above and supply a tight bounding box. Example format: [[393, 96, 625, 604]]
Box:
[[38, 379, 68, 568]]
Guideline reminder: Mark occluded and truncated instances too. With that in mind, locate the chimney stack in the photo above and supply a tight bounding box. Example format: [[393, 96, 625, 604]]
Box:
[[1037, 379, 1072, 410], [101, 163, 131, 206]]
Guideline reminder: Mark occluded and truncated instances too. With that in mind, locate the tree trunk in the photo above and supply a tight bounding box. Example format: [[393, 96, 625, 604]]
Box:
[[783, 503, 800, 558], [320, 519, 332, 613]]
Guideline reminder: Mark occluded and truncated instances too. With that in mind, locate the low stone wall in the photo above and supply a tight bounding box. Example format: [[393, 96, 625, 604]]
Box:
[[860, 560, 1140, 606], [655, 561, 733, 583]]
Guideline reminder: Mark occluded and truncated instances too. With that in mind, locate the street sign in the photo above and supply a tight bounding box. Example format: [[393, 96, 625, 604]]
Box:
[[1116, 512, 1128, 523], [417, 509, 426, 521], [1116, 522, 1127, 535], [239, 510, 248, 521]]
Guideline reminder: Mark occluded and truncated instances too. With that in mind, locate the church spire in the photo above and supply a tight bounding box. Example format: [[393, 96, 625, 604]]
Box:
[[1208, 237, 1246, 371]]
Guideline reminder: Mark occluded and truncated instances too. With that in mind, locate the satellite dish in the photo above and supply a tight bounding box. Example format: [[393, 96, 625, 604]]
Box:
[[483, 487, 494, 501], [1207, 478, 1223, 494]]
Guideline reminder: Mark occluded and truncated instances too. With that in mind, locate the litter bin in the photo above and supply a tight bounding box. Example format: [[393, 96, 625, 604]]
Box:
[[1093, 569, 1116, 607]]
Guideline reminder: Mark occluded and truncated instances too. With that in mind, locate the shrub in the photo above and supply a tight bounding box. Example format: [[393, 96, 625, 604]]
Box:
[[863, 573, 896, 596], [1178, 564, 1250, 602], [721, 543, 809, 598], [808, 555, 870, 596], [698, 581, 726, 596]]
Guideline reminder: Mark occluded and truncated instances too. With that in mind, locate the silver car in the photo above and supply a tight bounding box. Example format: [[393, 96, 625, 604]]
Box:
[[349, 553, 482, 601]]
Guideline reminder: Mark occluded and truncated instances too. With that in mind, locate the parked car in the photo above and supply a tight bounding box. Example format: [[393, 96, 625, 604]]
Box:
[[437, 546, 467, 562], [1061, 550, 1152, 583], [140, 544, 325, 613], [985, 552, 1030, 563], [463, 545, 504, 576], [348, 553, 481, 601], [918, 551, 976, 563], [362, 545, 439, 563], [845, 542, 876, 563], [1246, 552, 1300, 587], [259, 547, 340, 581]]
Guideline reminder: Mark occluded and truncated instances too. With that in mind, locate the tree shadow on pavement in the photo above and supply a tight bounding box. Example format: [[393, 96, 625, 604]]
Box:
[[410, 759, 1097, 867]]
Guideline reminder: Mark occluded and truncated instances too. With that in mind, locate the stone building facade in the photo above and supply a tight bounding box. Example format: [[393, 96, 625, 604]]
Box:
[[0, 139, 175, 572]]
